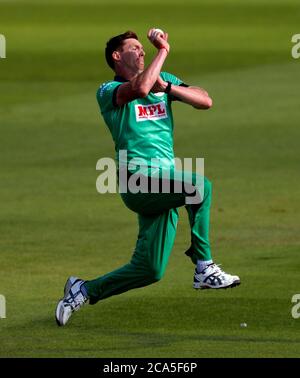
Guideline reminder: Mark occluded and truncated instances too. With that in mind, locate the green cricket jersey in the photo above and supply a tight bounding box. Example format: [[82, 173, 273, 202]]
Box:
[[96, 71, 184, 170]]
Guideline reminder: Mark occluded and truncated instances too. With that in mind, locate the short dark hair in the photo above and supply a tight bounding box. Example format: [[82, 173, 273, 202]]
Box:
[[105, 31, 138, 70]]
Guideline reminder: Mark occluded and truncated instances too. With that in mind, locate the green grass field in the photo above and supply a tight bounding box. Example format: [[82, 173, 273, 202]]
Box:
[[1, 0, 300, 358]]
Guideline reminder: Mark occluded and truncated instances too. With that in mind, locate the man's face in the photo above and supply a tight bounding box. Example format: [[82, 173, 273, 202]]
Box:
[[117, 38, 145, 73]]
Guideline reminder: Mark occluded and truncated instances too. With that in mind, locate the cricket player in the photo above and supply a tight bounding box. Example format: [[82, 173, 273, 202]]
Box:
[[55, 29, 240, 326]]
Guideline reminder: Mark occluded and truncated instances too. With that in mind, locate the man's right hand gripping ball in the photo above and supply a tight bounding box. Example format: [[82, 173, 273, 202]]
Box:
[[147, 28, 170, 53]]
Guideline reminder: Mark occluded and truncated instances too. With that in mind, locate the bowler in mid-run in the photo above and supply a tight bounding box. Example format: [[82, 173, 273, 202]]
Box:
[[55, 28, 240, 326]]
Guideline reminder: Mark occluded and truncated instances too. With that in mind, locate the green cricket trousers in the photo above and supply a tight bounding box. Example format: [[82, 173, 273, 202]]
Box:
[[85, 169, 212, 304]]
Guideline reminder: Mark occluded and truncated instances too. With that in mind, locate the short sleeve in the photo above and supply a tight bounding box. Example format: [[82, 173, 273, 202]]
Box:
[[160, 71, 184, 86], [96, 81, 121, 114], [160, 72, 189, 102]]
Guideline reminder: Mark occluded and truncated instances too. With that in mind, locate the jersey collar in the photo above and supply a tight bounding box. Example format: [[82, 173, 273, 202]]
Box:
[[114, 75, 129, 82]]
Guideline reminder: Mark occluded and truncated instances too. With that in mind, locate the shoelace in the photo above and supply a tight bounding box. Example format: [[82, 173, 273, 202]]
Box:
[[203, 264, 228, 279], [211, 263, 223, 273], [203, 263, 222, 274], [65, 287, 87, 311]]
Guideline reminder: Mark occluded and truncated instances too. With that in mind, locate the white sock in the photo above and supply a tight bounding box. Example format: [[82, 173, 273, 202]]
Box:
[[197, 259, 213, 273]]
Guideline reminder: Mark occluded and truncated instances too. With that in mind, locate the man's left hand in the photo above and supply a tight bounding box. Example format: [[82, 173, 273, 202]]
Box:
[[151, 75, 167, 93]]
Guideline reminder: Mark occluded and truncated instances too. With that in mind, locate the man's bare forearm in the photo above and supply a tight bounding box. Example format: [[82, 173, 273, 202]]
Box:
[[131, 49, 168, 97], [168, 85, 212, 109]]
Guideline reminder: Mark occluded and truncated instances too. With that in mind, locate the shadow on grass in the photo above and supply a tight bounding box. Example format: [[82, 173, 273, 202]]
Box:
[[12, 295, 299, 354]]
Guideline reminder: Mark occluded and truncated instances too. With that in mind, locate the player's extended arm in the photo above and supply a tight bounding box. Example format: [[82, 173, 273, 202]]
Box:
[[152, 76, 212, 110], [116, 29, 170, 106], [169, 85, 212, 109]]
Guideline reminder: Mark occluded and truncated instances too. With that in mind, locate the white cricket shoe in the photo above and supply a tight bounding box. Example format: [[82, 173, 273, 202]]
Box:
[[55, 276, 88, 326], [193, 263, 240, 289]]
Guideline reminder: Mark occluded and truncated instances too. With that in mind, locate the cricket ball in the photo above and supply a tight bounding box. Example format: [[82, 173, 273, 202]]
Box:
[[150, 28, 164, 41]]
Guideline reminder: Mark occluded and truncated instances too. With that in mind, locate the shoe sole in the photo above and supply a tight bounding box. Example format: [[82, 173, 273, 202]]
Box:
[[55, 299, 64, 326], [194, 279, 241, 290]]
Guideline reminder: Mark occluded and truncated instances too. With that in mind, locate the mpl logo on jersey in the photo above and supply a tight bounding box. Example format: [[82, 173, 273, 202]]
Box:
[[135, 102, 168, 122]]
